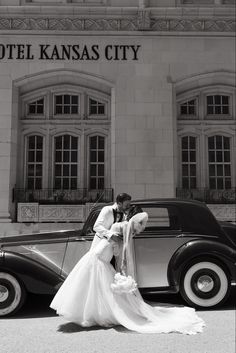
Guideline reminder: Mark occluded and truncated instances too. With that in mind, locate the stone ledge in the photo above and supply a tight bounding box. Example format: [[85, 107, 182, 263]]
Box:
[[0, 6, 235, 17]]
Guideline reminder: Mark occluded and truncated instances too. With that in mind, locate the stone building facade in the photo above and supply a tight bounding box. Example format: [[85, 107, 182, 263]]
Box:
[[0, 0, 235, 234]]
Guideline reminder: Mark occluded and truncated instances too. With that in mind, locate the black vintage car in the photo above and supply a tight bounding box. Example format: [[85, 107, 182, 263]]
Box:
[[0, 199, 235, 316]]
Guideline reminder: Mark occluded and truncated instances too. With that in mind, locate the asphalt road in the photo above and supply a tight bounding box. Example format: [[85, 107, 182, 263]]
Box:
[[0, 289, 235, 353]]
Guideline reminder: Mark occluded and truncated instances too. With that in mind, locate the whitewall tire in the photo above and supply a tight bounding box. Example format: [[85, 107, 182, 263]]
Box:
[[180, 261, 230, 308], [0, 272, 26, 316]]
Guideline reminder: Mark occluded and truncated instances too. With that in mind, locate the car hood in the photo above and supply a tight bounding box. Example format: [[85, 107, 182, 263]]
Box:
[[220, 221, 236, 247], [0, 229, 82, 247]]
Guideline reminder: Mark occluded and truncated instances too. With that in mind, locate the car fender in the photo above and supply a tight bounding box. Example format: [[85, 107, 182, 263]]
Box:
[[0, 250, 64, 294], [167, 239, 236, 288]]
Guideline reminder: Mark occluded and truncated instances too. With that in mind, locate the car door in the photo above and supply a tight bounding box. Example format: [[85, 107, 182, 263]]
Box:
[[29, 234, 70, 275], [61, 212, 99, 276], [134, 205, 194, 288]]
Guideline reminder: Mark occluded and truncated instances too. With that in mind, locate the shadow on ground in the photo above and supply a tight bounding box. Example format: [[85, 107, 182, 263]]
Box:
[[57, 322, 132, 334], [2, 287, 235, 320]]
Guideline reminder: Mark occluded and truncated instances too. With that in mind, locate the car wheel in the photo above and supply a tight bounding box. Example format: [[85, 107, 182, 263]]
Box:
[[0, 272, 26, 316], [180, 261, 230, 308]]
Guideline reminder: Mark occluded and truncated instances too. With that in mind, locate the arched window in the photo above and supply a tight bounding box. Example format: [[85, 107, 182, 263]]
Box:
[[208, 135, 231, 189], [54, 135, 78, 189], [26, 135, 43, 190], [181, 136, 197, 188], [18, 83, 111, 203], [89, 136, 105, 190], [176, 74, 235, 203]]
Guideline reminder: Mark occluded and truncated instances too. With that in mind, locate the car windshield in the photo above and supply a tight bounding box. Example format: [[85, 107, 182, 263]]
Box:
[[83, 210, 100, 235]]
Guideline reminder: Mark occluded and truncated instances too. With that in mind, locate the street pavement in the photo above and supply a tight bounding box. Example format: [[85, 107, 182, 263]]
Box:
[[0, 289, 235, 353]]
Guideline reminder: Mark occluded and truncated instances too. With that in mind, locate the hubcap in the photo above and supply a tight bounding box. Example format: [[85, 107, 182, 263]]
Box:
[[197, 275, 214, 293], [0, 285, 9, 302]]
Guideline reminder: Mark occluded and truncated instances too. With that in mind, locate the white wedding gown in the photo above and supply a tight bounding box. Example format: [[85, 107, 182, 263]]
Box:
[[50, 213, 205, 334]]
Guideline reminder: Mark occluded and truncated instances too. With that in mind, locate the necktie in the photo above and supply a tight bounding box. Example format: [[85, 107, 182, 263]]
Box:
[[117, 212, 123, 222], [113, 209, 123, 223]]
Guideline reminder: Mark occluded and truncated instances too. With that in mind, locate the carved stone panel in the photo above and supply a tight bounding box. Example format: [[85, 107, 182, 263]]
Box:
[[38, 205, 85, 222], [207, 204, 236, 222], [17, 203, 39, 222]]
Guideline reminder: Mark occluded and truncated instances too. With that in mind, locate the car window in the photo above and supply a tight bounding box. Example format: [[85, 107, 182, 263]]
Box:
[[83, 210, 100, 236], [141, 206, 180, 231]]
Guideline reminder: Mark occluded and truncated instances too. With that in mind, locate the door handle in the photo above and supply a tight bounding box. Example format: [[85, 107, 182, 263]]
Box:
[[74, 237, 86, 242]]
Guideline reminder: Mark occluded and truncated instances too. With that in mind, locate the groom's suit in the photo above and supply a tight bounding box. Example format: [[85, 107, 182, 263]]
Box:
[[93, 203, 124, 268], [93, 203, 124, 241]]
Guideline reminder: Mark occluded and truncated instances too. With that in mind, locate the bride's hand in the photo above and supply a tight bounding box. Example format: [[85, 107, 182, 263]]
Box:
[[133, 221, 144, 234], [120, 260, 127, 275]]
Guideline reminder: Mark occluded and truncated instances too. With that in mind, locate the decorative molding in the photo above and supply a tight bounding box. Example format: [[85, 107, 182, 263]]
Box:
[[0, 14, 235, 32], [150, 18, 235, 32]]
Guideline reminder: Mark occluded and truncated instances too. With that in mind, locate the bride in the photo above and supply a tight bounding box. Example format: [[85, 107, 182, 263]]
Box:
[[50, 207, 205, 334]]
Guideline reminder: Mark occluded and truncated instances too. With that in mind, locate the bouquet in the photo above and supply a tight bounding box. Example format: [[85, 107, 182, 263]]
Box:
[[111, 272, 137, 294]]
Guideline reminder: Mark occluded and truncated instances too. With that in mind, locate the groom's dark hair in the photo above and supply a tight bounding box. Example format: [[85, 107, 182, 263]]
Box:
[[116, 193, 131, 203]]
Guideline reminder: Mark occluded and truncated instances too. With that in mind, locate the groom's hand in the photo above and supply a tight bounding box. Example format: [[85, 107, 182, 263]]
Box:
[[109, 234, 122, 242]]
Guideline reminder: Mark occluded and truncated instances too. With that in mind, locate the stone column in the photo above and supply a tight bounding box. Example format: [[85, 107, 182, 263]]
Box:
[[0, 74, 14, 222]]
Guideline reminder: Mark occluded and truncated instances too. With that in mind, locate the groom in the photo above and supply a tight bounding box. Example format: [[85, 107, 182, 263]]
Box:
[[93, 192, 132, 244]]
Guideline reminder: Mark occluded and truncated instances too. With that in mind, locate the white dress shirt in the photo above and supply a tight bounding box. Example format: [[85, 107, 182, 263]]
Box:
[[93, 203, 121, 241]]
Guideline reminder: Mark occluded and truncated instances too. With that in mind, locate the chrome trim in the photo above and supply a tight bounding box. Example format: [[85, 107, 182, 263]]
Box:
[[1, 238, 70, 248], [135, 233, 219, 240], [231, 282, 236, 286], [0, 285, 9, 302], [140, 286, 179, 294], [197, 275, 214, 293]]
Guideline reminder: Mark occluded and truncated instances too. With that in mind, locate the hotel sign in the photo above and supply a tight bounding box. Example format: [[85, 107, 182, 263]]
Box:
[[0, 44, 141, 61]]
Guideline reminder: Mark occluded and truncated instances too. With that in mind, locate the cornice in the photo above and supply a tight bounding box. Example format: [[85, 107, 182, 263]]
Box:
[[0, 8, 235, 32]]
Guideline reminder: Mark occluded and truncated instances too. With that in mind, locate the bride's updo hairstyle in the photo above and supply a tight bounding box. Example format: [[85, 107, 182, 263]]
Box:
[[126, 205, 143, 221]]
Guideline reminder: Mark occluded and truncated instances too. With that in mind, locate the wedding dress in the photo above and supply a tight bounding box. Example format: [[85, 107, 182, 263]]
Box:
[[50, 212, 205, 334]]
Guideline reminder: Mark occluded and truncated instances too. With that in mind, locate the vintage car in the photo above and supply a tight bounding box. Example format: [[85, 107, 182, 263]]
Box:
[[0, 199, 235, 317]]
